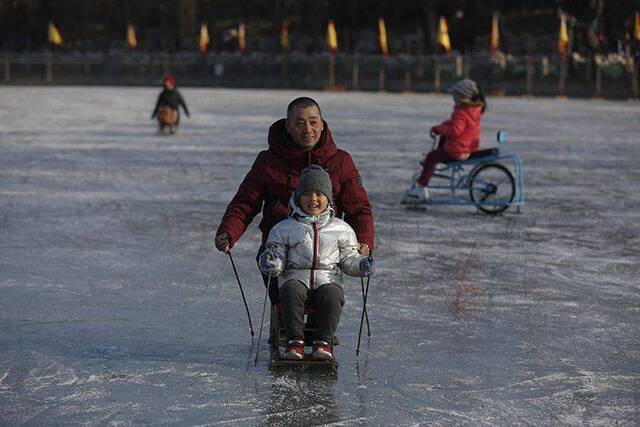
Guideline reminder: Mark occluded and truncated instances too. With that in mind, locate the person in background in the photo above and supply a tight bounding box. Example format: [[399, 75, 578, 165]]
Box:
[[151, 74, 190, 134], [402, 79, 487, 204]]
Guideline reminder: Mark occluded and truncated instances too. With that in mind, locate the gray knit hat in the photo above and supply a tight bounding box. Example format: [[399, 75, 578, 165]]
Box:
[[296, 165, 333, 202], [447, 79, 479, 100]]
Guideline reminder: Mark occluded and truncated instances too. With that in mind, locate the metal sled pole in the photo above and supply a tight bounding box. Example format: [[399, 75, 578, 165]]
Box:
[[356, 257, 373, 356], [360, 277, 371, 337], [228, 252, 255, 336], [255, 272, 272, 365]]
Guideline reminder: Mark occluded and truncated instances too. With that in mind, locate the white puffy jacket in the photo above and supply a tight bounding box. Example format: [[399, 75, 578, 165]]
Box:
[[261, 196, 364, 289]]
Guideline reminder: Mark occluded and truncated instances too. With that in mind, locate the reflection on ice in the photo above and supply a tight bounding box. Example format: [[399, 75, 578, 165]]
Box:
[[264, 368, 339, 426]]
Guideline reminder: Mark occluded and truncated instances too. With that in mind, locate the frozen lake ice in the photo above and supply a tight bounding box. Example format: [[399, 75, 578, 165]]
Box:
[[1, 86, 639, 425]]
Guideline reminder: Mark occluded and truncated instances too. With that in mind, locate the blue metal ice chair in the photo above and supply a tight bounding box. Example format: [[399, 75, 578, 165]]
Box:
[[407, 130, 524, 214]]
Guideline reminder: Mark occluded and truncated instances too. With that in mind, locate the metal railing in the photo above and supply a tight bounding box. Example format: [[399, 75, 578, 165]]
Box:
[[2, 51, 638, 99]]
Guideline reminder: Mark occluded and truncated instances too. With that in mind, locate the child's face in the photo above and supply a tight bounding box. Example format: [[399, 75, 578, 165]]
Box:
[[299, 191, 329, 216]]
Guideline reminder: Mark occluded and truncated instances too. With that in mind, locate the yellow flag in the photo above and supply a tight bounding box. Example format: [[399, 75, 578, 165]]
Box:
[[327, 20, 338, 55], [558, 14, 569, 53], [635, 11, 640, 42], [437, 16, 451, 55], [490, 13, 499, 55], [238, 23, 246, 52], [127, 23, 137, 49], [378, 17, 389, 57], [280, 20, 290, 53], [199, 23, 210, 53], [48, 22, 63, 46], [558, 13, 569, 57]]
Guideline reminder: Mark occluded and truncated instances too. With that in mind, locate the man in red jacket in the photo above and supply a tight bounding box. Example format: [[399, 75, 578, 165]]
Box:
[[215, 97, 374, 261]]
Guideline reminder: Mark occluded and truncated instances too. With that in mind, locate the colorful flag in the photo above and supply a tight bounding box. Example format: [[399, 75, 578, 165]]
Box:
[[127, 23, 137, 49], [327, 20, 338, 55], [378, 17, 389, 57], [199, 23, 210, 53], [238, 23, 246, 52], [437, 16, 451, 55], [280, 20, 290, 53], [48, 22, 63, 46], [558, 13, 569, 58], [635, 11, 640, 42], [490, 13, 499, 55]]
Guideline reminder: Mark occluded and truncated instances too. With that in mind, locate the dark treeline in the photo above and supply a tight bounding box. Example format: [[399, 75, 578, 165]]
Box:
[[2, 0, 639, 55]]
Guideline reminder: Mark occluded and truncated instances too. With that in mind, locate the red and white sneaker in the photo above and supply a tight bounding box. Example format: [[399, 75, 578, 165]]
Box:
[[282, 340, 305, 360], [311, 340, 333, 360]]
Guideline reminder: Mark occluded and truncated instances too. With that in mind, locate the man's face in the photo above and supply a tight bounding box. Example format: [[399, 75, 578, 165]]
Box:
[[286, 106, 324, 150]]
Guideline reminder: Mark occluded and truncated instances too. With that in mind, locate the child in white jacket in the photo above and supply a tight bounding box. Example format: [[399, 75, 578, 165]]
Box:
[[259, 165, 374, 360]]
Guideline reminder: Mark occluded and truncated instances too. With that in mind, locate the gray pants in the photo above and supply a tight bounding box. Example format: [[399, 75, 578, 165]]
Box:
[[279, 280, 345, 343]]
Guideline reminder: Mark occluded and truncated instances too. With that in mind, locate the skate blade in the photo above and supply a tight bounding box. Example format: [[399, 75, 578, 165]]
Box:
[[271, 357, 338, 369]]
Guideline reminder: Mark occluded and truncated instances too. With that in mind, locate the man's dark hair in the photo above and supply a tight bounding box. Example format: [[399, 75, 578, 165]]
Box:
[[287, 97, 322, 119]]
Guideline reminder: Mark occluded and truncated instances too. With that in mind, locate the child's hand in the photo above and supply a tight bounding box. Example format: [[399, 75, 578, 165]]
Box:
[[259, 250, 283, 275], [359, 257, 375, 277]]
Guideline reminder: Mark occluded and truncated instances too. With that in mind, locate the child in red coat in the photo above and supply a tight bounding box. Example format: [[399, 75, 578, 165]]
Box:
[[402, 79, 487, 204]]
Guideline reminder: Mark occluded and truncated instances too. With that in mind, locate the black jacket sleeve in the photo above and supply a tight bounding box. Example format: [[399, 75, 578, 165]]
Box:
[[151, 94, 162, 118], [178, 92, 190, 117]]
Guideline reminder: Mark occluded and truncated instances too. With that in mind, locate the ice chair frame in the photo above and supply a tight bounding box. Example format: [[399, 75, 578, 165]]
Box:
[[418, 130, 524, 214]]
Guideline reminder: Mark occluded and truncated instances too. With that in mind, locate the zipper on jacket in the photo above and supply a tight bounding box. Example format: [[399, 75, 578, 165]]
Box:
[[310, 222, 318, 290]]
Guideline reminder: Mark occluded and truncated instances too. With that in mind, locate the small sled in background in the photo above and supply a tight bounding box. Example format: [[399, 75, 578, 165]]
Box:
[[269, 303, 338, 370], [156, 105, 179, 135], [402, 130, 524, 214]]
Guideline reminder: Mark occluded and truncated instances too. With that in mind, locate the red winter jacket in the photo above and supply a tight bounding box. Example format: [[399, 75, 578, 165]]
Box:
[[433, 105, 483, 160], [216, 119, 375, 251]]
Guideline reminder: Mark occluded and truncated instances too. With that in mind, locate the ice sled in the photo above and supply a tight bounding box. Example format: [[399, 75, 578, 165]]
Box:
[[402, 130, 524, 214]]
